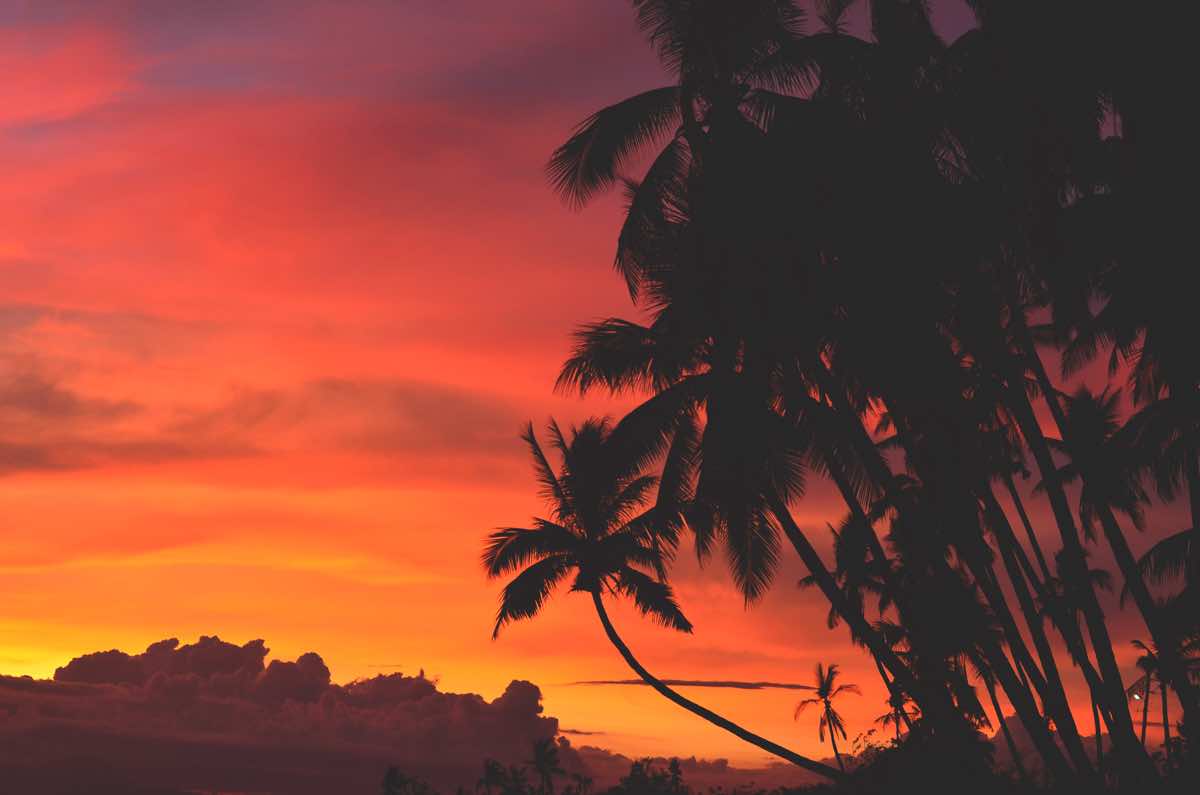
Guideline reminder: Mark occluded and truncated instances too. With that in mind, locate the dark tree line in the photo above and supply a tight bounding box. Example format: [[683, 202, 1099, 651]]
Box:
[[485, 1, 1196, 790]]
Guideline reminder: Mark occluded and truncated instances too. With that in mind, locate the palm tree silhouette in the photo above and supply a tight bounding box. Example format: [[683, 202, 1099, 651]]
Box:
[[484, 419, 843, 781], [1128, 639, 1181, 767], [1044, 387, 1200, 727], [794, 663, 859, 772], [874, 690, 915, 742], [477, 759, 506, 795], [528, 738, 563, 795], [1129, 645, 1155, 749], [564, 772, 591, 795], [535, 0, 1183, 784]]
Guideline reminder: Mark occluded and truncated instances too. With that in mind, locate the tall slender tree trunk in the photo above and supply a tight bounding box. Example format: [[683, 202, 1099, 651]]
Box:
[[816, 383, 1002, 722], [815, 382, 1081, 779], [1161, 678, 1171, 766], [1017, 317, 1199, 746], [1003, 473, 1053, 584], [1187, 443, 1200, 593], [766, 495, 962, 727], [1096, 506, 1200, 731], [589, 591, 844, 781], [875, 659, 913, 732], [990, 498, 1113, 729], [985, 675, 1031, 787], [1094, 698, 1104, 773], [981, 490, 1094, 773], [1141, 679, 1151, 745], [1004, 385, 1152, 776], [827, 708, 846, 773], [767, 494, 1078, 782]]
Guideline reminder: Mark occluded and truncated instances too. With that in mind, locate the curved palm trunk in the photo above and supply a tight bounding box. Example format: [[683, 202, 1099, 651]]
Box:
[[826, 708, 846, 773], [589, 591, 845, 782], [984, 675, 1031, 787], [1093, 698, 1104, 774]]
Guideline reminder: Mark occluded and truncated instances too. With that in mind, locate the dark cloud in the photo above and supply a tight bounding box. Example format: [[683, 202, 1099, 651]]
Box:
[[0, 634, 843, 794], [0, 302, 203, 361], [2, 634, 563, 794], [169, 377, 525, 458], [0, 367, 139, 422], [0, 363, 524, 480]]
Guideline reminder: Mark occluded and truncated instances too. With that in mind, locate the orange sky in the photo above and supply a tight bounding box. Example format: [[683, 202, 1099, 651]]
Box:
[[0, 0, 1177, 766]]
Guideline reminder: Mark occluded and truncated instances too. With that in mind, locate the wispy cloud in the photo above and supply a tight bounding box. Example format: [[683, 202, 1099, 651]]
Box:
[[571, 679, 816, 691]]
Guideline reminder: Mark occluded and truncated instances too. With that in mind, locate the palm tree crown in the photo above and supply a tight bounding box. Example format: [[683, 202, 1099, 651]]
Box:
[[795, 662, 860, 771], [484, 419, 691, 638]]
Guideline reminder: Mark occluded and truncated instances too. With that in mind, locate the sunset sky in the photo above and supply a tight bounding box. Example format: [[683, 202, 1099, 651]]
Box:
[[0, 0, 1172, 769]]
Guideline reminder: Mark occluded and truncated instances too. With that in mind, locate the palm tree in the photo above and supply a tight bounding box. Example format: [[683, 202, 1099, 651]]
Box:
[[502, 766, 530, 795], [484, 419, 843, 781], [528, 739, 563, 795], [794, 663, 860, 772], [874, 690, 916, 742], [1043, 388, 1200, 731], [540, 0, 1175, 784], [564, 773, 591, 795], [1128, 641, 1158, 750], [478, 759, 506, 795]]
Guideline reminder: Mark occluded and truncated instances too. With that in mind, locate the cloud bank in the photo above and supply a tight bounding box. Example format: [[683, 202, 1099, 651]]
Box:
[[1, 635, 562, 794], [0, 635, 826, 794]]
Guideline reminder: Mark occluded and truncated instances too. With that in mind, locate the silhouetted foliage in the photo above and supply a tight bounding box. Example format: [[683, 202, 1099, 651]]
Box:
[[487, 0, 1199, 791]]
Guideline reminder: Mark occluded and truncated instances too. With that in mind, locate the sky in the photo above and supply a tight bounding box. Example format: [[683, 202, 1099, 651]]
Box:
[[0, 0, 1178, 776]]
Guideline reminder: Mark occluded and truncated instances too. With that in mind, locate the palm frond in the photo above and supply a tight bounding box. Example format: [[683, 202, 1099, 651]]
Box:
[[557, 319, 704, 396], [482, 521, 578, 577], [522, 422, 568, 512], [723, 507, 781, 603], [548, 86, 680, 207], [616, 137, 690, 299], [493, 555, 572, 638], [616, 567, 693, 632]]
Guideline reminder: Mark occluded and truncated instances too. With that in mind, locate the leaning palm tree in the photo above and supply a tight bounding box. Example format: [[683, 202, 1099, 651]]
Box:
[[485, 418, 842, 781], [794, 663, 860, 772]]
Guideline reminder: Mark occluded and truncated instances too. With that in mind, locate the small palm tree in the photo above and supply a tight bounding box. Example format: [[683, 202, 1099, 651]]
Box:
[[1129, 639, 1174, 766], [874, 690, 915, 742], [564, 772, 592, 795], [794, 663, 860, 772], [528, 738, 564, 795], [485, 419, 842, 780], [478, 759, 506, 795]]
